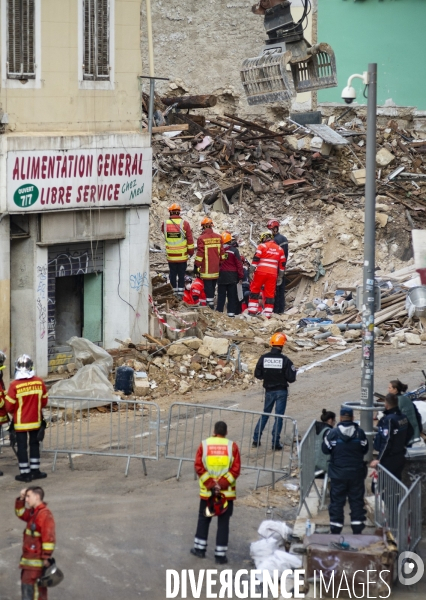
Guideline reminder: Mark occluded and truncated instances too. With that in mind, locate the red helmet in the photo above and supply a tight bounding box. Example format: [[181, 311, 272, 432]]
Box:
[[267, 220, 280, 230]]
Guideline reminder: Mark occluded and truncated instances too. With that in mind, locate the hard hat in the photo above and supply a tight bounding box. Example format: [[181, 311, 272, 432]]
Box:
[[0, 351, 6, 370], [38, 559, 64, 588], [267, 219, 280, 230], [205, 493, 229, 517], [259, 231, 273, 243], [15, 354, 34, 377], [201, 217, 213, 228], [270, 332, 287, 347], [168, 203, 181, 212], [184, 275, 193, 284], [221, 231, 232, 244]]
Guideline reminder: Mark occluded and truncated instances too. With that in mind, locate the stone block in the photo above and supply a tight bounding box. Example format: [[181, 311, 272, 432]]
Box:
[[405, 332, 421, 345], [376, 148, 395, 167], [167, 344, 188, 357], [202, 336, 230, 356]]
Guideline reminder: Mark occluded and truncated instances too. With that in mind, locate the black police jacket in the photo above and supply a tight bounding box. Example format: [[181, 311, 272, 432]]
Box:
[[373, 406, 414, 460], [254, 348, 296, 391], [322, 421, 369, 479], [274, 233, 289, 260]]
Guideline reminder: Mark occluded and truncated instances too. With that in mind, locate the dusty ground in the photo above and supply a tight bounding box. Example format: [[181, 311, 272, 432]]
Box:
[[0, 344, 425, 599]]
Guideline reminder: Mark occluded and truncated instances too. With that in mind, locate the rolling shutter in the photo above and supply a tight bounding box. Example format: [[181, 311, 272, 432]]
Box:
[[7, 0, 35, 79], [83, 0, 110, 80]]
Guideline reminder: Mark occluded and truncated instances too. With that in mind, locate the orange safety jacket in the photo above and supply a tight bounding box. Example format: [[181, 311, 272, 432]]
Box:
[[182, 278, 207, 305], [0, 376, 8, 425], [161, 217, 194, 263], [15, 499, 56, 571], [5, 377, 48, 431], [252, 240, 286, 277], [194, 229, 224, 279], [195, 436, 241, 500]]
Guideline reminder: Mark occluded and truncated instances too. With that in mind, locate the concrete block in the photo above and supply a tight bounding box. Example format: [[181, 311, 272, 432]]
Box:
[[350, 169, 366, 186]]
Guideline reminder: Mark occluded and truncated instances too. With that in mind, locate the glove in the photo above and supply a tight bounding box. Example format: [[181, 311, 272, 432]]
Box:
[[37, 419, 47, 442], [277, 276, 283, 287]]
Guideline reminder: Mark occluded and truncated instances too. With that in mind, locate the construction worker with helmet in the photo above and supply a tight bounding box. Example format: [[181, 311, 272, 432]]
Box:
[[248, 231, 286, 318], [161, 203, 195, 299], [16, 485, 61, 600], [5, 355, 48, 482], [191, 421, 241, 565], [182, 275, 207, 306], [194, 218, 224, 309], [267, 219, 289, 314], [0, 351, 8, 477], [253, 332, 297, 450], [216, 232, 243, 317]]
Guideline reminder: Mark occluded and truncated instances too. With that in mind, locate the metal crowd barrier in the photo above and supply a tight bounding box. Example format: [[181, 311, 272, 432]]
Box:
[[374, 464, 408, 539], [164, 402, 299, 489], [397, 476, 422, 552], [42, 397, 160, 476], [298, 419, 321, 517]]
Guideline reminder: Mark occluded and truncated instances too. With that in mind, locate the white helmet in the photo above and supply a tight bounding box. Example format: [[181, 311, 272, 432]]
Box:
[[38, 559, 64, 588], [15, 354, 34, 378], [0, 351, 6, 369]]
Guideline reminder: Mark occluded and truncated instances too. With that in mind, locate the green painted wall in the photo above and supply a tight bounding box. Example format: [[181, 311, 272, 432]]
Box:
[[318, 0, 426, 109]]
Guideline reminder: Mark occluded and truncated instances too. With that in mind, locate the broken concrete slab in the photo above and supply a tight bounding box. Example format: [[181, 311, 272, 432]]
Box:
[[376, 148, 396, 167]]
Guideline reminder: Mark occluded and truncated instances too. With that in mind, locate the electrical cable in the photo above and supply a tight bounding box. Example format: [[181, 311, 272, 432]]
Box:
[[117, 242, 136, 312]]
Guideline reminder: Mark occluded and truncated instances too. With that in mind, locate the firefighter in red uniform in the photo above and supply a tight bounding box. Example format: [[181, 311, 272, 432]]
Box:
[[161, 203, 195, 299], [190, 421, 241, 564], [194, 218, 224, 309], [0, 351, 8, 477], [217, 232, 244, 317], [5, 355, 48, 482], [182, 275, 207, 306], [16, 485, 56, 600], [248, 231, 286, 318]]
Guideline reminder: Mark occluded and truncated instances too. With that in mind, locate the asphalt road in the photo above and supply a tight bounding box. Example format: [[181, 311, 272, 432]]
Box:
[[0, 345, 425, 599]]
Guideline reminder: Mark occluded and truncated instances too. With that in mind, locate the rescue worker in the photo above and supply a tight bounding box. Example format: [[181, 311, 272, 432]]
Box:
[[371, 393, 413, 481], [191, 421, 241, 564], [216, 232, 243, 317], [314, 409, 336, 475], [266, 220, 289, 314], [194, 218, 223, 309], [161, 203, 194, 299], [387, 379, 421, 445], [16, 486, 56, 600], [182, 275, 207, 306], [5, 355, 48, 482], [248, 231, 286, 318], [0, 351, 8, 477], [253, 333, 296, 450], [322, 406, 369, 534]]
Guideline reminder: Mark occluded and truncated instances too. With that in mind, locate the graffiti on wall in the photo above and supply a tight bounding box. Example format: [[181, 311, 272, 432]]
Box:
[[36, 265, 48, 339], [130, 272, 149, 293], [48, 251, 91, 277]]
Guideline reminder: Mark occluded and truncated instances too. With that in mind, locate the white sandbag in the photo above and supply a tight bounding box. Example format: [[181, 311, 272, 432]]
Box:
[[255, 550, 303, 582], [258, 520, 292, 542], [414, 400, 426, 432], [250, 538, 280, 569]]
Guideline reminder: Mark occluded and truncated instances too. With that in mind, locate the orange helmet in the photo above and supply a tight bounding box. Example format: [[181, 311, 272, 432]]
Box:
[[221, 231, 232, 244], [201, 217, 213, 228], [270, 332, 287, 347], [168, 203, 181, 213]]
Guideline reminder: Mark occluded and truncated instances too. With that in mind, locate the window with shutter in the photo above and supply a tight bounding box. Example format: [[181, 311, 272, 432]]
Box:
[[7, 0, 36, 79], [83, 0, 110, 81]]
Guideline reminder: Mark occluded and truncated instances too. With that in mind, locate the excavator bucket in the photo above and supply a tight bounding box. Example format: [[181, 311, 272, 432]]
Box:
[[241, 40, 337, 106]]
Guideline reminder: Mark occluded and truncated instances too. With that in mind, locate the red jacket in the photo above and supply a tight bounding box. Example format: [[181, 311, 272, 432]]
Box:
[[195, 437, 241, 499], [0, 377, 8, 425], [6, 377, 48, 431], [15, 499, 56, 571], [252, 241, 286, 278], [182, 278, 207, 305], [194, 229, 223, 279], [218, 244, 244, 284]]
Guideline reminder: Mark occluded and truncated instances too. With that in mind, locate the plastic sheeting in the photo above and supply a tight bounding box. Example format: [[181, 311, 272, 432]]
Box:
[[49, 337, 115, 400], [250, 520, 302, 582]]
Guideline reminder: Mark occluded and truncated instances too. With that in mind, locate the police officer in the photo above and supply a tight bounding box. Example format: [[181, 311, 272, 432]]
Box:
[[371, 393, 413, 481], [252, 333, 296, 450], [266, 220, 288, 314], [322, 406, 369, 534], [191, 421, 241, 564]]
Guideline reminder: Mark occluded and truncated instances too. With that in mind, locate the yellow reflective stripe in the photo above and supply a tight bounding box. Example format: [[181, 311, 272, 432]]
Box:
[[5, 395, 16, 404], [34, 583, 39, 600], [42, 543, 55, 551], [200, 471, 211, 484], [224, 472, 235, 485], [194, 256, 202, 262], [14, 422, 41, 431], [25, 529, 41, 537], [42, 394, 48, 399], [0, 416, 8, 423], [20, 557, 44, 567], [187, 244, 195, 250], [16, 508, 25, 517]]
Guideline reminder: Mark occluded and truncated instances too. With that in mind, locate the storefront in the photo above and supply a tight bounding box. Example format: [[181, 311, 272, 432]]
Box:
[[2, 132, 152, 377]]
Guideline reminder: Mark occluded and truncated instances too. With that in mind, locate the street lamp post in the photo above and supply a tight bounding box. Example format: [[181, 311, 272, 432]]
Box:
[[342, 64, 377, 455]]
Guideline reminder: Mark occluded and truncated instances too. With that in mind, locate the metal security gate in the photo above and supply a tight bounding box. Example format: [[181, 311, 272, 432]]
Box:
[[47, 242, 104, 372]]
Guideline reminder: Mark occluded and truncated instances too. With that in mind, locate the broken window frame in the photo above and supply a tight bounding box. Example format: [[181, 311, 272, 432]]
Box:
[[7, 0, 36, 80], [83, 0, 110, 81]]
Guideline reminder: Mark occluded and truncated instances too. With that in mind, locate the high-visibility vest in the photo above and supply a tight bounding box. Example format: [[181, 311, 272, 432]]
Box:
[[199, 437, 236, 499], [163, 218, 194, 262]]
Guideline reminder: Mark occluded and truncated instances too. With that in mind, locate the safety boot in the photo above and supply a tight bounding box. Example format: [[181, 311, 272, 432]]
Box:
[[215, 556, 228, 565], [190, 548, 206, 559], [15, 473, 32, 483], [31, 470, 48, 480]]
